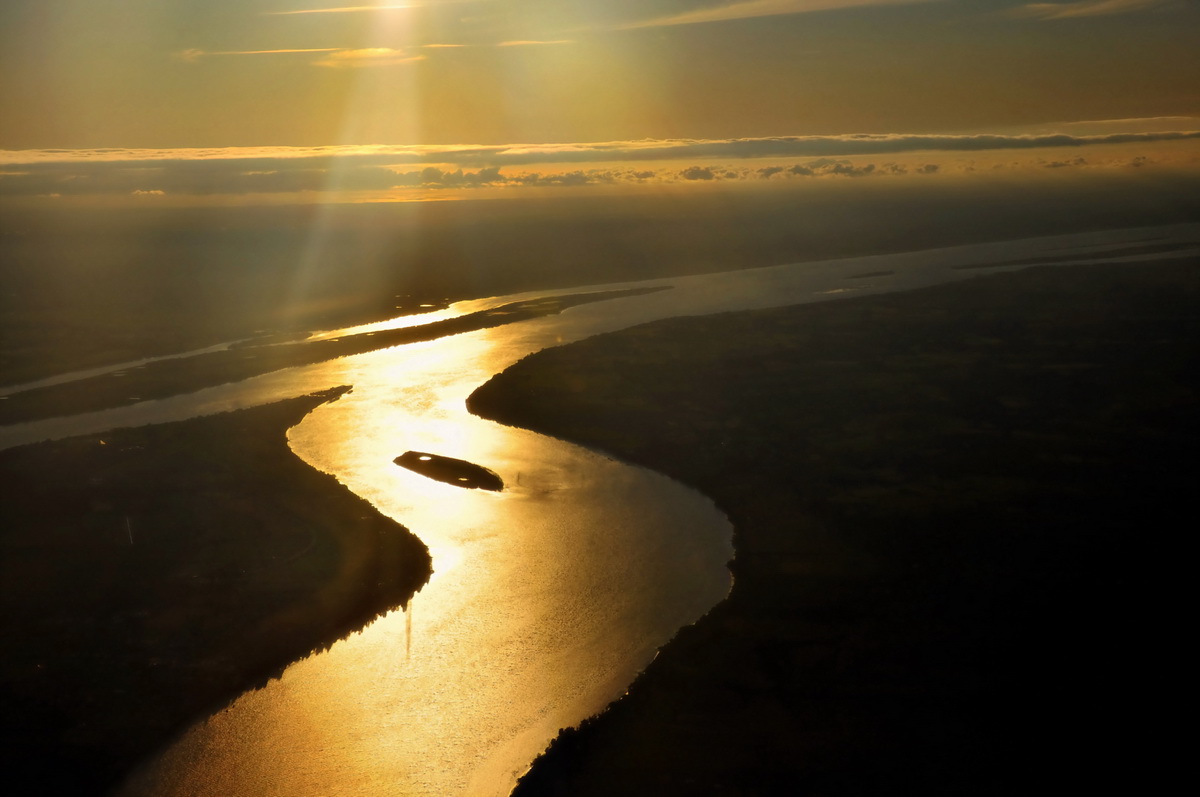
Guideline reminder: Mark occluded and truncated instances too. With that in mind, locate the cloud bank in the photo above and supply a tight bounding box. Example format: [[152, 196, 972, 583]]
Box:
[[2, 128, 1194, 199], [6, 129, 1197, 167], [177, 47, 341, 63], [1011, 0, 1174, 20], [265, 5, 420, 15], [312, 48, 425, 67], [179, 46, 424, 67], [620, 0, 940, 29]]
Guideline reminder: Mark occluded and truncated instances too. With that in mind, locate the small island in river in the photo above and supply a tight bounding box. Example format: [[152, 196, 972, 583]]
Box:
[[395, 451, 505, 491], [469, 256, 1199, 796]]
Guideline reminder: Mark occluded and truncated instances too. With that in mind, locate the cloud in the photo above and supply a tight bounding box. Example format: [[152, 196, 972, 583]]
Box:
[[1010, 0, 1173, 19], [496, 40, 575, 47], [393, 166, 506, 186], [1037, 116, 1200, 135], [620, 0, 940, 29], [177, 47, 340, 62], [1042, 157, 1089, 168], [177, 46, 423, 67], [826, 161, 876, 176], [6, 129, 1199, 170], [2, 127, 1195, 200], [1061, 116, 1199, 128], [312, 48, 425, 67], [528, 171, 594, 186], [467, 130, 1200, 165], [265, 5, 419, 15], [680, 166, 717, 180], [0, 153, 1158, 199]]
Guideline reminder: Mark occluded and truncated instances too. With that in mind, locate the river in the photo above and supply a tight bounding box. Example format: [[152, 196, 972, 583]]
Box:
[[1, 224, 1197, 796]]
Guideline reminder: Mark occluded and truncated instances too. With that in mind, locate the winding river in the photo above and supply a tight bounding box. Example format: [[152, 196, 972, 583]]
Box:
[[1, 224, 1197, 796]]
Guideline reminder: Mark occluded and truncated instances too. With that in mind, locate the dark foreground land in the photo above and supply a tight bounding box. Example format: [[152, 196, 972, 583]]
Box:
[[0, 389, 431, 794], [470, 257, 1199, 795]]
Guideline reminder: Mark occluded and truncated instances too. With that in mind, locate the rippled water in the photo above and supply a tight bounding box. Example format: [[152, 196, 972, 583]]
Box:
[[2, 225, 1197, 796], [117, 329, 736, 797]]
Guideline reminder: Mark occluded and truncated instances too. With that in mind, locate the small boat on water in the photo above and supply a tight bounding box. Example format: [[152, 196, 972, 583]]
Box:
[[393, 450, 504, 492]]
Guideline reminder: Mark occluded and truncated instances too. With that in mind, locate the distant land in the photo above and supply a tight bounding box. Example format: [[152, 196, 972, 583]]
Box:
[[0, 287, 664, 426], [4, 174, 1198, 386], [470, 255, 1199, 795]]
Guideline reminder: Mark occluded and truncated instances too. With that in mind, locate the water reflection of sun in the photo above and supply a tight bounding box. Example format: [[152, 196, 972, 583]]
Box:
[[115, 304, 735, 796]]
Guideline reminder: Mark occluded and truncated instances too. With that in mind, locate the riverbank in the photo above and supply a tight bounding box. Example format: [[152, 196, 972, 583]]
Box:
[[0, 287, 664, 426], [469, 256, 1198, 795], [0, 388, 431, 793]]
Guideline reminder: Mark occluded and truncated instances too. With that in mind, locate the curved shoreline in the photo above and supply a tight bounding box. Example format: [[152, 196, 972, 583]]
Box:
[[0, 387, 432, 793], [0, 287, 668, 427], [469, 256, 1199, 795]]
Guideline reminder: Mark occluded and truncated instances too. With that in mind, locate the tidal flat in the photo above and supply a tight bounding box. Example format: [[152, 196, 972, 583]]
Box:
[[470, 256, 1199, 796], [0, 387, 431, 793]]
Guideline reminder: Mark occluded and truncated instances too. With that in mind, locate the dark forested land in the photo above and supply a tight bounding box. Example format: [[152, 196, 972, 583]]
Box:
[[469, 257, 1200, 796], [0, 388, 431, 794]]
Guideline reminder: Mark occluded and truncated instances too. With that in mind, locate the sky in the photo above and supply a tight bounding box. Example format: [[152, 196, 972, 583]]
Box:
[[1, 0, 1198, 205]]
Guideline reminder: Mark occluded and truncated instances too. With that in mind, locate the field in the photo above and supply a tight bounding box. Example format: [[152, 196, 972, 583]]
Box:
[[470, 256, 1199, 795]]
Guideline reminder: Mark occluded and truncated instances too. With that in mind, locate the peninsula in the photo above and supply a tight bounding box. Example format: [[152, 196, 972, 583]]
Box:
[[0, 388, 431, 793], [470, 256, 1198, 795]]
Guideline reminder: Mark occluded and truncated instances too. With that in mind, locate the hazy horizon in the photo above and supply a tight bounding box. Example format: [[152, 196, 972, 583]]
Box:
[[2, 1, 1198, 211]]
